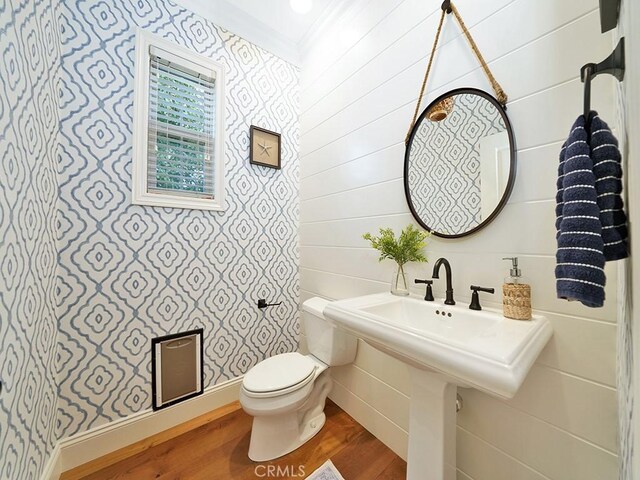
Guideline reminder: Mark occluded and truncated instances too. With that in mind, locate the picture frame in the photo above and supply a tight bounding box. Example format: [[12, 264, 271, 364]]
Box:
[[250, 125, 281, 169]]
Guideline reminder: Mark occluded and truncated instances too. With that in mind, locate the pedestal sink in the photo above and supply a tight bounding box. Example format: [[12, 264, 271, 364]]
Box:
[[323, 293, 552, 480]]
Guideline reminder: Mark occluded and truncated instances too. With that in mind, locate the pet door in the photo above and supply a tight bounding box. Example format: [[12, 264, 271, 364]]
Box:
[[152, 329, 203, 410]]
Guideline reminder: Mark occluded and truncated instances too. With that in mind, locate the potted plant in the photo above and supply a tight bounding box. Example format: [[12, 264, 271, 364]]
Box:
[[363, 224, 430, 296]]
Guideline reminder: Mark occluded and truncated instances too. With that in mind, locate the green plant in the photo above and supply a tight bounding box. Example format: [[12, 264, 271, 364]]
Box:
[[363, 224, 429, 294], [363, 224, 430, 265]]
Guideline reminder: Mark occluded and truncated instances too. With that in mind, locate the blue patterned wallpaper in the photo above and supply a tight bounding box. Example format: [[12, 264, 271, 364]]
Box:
[[56, 1, 300, 438], [0, 0, 61, 478]]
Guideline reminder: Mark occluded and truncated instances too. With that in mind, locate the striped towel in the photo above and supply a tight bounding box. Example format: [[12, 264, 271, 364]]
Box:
[[555, 113, 628, 308], [589, 115, 628, 260]]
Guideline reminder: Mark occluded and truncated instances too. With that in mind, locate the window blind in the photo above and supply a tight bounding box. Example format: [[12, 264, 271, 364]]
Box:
[[147, 47, 217, 199]]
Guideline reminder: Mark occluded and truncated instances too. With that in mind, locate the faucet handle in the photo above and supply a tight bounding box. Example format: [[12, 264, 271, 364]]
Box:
[[415, 279, 434, 301], [469, 285, 495, 311]]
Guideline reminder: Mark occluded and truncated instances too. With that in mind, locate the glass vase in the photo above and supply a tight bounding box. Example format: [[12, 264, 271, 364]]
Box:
[[391, 263, 410, 296]]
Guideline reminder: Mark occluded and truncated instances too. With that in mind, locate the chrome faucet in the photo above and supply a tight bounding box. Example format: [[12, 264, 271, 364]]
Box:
[[432, 257, 455, 305]]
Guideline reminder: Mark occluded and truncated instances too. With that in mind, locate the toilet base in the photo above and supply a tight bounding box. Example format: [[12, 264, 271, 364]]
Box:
[[247, 372, 332, 462], [248, 411, 326, 461]]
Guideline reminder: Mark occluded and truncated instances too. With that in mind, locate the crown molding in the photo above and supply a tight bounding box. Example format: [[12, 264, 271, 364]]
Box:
[[297, 0, 370, 57], [171, 0, 370, 66], [172, 0, 300, 65]]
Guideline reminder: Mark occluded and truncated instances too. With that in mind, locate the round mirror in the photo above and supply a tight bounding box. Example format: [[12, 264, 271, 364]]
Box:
[[404, 88, 516, 238]]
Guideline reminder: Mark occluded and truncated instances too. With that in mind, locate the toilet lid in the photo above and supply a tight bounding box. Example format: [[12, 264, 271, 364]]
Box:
[[243, 352, 317, 393]]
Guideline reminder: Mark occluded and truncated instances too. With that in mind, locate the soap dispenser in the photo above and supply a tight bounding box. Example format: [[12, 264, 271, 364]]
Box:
[[502, 257, 532, 320]]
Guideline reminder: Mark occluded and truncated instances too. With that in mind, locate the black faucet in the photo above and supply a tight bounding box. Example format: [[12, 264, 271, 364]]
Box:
[[432, 257, 455, 305]]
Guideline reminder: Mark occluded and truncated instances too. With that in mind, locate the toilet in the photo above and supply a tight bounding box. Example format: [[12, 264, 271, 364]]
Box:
[[240, 297, 358, 461]]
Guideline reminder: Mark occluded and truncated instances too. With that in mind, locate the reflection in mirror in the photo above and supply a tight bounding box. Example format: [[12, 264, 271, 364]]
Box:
[[405, 89, 515, 238]]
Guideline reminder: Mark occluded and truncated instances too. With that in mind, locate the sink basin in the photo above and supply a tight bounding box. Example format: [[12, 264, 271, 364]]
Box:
[[324, 292, 552, 398], [323, 292, 552, 480]]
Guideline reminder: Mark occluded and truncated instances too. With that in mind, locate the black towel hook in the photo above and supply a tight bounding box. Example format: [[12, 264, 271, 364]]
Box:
[[581, 37, 625, 123]]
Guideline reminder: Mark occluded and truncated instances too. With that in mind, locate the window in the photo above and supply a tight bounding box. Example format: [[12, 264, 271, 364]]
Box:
[[132, 30, 225, 210]]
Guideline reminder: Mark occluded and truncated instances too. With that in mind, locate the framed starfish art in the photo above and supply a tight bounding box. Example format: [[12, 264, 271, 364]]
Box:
[[250, 125, 281, 170]]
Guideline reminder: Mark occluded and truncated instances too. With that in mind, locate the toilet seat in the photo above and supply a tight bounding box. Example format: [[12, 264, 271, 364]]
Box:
[[243, 352, 318, 398]]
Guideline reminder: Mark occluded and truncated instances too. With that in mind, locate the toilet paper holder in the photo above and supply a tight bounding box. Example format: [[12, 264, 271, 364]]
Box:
[[257, 299, 282, 309]]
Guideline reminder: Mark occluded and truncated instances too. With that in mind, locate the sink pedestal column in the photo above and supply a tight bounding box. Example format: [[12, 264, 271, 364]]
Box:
[[407, 367, 457, 480]]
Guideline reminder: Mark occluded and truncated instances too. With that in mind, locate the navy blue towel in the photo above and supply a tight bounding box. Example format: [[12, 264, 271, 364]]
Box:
[[556, 116, 606, 307], [589, 115, 628, 260], [555, 113, 628, 308]]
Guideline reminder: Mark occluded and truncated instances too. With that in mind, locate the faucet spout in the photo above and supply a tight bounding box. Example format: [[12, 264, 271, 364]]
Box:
[[432, 258, 455, 305]]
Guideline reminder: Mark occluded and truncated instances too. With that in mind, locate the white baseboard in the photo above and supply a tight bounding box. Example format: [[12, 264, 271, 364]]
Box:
[[40, 442, 61, 480], [328, 377, 409, 461], [40, 376, 242, 480]]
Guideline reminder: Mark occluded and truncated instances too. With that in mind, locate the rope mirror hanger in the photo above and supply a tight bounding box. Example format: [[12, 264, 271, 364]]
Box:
[[405, 0, 509, 144]]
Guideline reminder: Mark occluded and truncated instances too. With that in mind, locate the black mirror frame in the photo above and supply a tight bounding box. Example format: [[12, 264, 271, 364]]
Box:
[[404, 87, 517, 239]]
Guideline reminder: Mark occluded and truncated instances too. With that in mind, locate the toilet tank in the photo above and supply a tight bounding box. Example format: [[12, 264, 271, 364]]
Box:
[[302, 297, 357, 366]]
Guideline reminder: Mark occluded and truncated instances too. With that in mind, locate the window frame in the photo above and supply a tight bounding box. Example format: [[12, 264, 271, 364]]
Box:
[[132, 29, 226, 211]]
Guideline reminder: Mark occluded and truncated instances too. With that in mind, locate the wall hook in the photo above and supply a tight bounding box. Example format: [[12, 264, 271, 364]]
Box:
[[599, 0, 621, 33]]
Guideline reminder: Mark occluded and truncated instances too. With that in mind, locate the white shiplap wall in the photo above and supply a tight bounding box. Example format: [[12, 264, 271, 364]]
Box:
[[298, 1, 619, 479]]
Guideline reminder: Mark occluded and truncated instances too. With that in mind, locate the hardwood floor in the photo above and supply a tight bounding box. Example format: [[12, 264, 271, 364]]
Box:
[[66, 400, 407, 479]]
